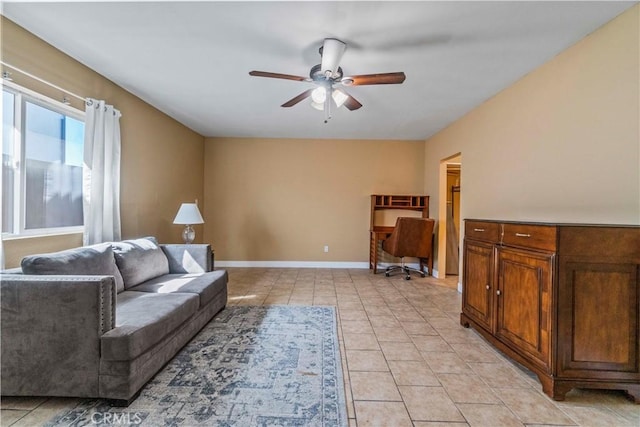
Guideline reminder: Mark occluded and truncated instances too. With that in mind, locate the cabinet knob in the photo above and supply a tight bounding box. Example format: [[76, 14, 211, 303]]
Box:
[[496, 290, 501, 296], [486, 285, 490, 290]]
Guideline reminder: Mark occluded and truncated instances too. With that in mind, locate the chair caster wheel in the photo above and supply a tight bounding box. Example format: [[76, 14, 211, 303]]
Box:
[[385, 272, 390, 277], [420, 273, 426, 278], [404, 276, 411, 280]]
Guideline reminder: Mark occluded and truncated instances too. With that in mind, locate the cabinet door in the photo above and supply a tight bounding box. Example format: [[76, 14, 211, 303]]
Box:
[[496, 247, 553, 371], [462, 240, 495, 332], [557, 261, 639, 380]]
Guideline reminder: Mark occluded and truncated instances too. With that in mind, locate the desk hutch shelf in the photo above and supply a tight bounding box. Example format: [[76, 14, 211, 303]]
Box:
[[369, 194, 430, 273]]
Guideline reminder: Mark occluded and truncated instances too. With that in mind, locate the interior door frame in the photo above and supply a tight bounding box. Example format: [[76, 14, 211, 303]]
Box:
[[437, 153, 462, 283]]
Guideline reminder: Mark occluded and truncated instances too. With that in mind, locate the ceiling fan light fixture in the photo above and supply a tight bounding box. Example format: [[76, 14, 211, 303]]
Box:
[[332, 89, 348, 108], [311, 86, 326, 103], [310, 101, 324, 111]]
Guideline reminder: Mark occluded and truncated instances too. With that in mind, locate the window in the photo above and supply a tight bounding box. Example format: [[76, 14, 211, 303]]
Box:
[[2, 85, 85, 236]]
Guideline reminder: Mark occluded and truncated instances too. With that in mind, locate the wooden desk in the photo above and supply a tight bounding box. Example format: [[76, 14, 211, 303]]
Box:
[[369, 194, 431, 275], [369, 226, 394, 273]]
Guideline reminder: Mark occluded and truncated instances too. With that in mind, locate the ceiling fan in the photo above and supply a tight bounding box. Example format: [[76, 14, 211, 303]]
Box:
[[249, 38, 406, 122]]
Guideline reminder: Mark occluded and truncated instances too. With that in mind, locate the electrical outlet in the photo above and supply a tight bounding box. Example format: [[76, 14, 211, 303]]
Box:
[[323, 245, 329, 253]]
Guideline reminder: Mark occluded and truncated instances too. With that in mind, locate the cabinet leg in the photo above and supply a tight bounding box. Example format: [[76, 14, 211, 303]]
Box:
[[548, 381, 574, 401], [549, 381, 640, 403], [459, 314, 470, 328], [625, 385, 640, 403]]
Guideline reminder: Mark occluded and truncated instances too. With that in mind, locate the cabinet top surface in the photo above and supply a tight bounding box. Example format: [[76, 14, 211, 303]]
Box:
[[465, 219, 640, 229]]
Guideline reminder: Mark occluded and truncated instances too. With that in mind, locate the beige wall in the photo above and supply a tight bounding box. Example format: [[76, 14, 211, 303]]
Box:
[[4, 6, 637, 269], [424, 5, 639, 269], [3, 233, 84, 270], [1, 17, 205, 267], [204, 138, 424, 262]]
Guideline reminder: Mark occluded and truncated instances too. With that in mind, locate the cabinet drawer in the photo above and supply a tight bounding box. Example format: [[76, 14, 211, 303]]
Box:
[[465, 221, 501, 243], [502, 224, 557, 252]]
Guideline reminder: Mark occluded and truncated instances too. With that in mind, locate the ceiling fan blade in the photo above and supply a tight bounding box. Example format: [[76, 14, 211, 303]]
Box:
[[320, 38, 347, 78], [249, 71, 308, 82], [342, 72, 406, 86], [343, 94, 362, 111], [281, 89, 314, 107]]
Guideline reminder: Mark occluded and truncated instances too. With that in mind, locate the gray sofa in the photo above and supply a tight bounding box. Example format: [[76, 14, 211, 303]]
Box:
[[0, 237, 228, 404]]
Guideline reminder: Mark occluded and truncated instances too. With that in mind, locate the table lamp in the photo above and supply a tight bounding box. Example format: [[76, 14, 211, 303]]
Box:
[[173, 202, 204, 244]]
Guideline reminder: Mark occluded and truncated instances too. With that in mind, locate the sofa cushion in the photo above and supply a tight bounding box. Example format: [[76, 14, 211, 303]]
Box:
[[111, 237, 169, 289], [161, 244, 211, 273], [101, 291, 199, 361], [129, 270, 228, 308], [20, 243, 125, 293]]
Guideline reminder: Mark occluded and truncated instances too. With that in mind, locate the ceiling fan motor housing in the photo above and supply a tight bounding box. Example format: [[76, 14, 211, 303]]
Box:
[[310, 64, 343, 82], [320, 38, 347, 77]]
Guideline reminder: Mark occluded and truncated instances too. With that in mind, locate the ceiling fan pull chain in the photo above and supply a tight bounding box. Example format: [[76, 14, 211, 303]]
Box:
[[324, 87, 332, 123]]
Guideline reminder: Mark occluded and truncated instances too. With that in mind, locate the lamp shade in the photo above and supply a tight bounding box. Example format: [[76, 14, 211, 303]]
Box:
[[173, 203, 204, 225]]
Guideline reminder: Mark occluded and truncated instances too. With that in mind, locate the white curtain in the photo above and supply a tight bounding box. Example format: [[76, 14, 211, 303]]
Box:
[[83, 98, 122, 245]]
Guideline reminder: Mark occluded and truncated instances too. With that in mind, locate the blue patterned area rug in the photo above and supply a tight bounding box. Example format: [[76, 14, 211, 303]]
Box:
[[45, 305, 347, 426]]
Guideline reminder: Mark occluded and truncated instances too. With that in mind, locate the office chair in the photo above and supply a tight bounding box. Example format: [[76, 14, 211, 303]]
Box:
[[382, 217, 435, 280]]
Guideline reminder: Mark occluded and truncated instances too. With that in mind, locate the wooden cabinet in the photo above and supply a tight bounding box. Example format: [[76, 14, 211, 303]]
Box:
[[461, 219, 640, 402]]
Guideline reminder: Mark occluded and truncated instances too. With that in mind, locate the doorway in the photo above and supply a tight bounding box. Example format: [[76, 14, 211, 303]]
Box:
[[437, 154, 462, 283]]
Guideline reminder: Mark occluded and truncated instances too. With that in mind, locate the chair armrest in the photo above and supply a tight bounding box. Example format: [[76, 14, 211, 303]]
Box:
[[161, 244, 212, 273], [382, 229, 400, 255], [1, 275, 116, 396]]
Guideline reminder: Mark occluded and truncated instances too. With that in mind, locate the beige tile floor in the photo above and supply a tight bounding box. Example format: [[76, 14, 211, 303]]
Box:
[[2, 267, 639, 426]]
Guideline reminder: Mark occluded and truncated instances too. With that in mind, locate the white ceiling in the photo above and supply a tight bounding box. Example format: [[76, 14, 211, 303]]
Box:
[[2, 1, 635, 140]]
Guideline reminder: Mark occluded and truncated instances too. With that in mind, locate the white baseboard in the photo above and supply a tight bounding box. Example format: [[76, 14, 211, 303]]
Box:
[[215, 260, 426, 270], [215, 261, 445, 281], [458, 282, 463, 293], [216, 260, 370, 269]]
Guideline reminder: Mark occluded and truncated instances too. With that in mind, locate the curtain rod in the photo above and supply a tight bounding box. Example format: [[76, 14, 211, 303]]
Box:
[[1, 61, 85, 102]]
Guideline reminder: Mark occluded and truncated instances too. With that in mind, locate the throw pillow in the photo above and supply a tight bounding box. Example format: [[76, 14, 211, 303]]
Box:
[[21, 243, 125, 293], [111, 237, 169, 288]]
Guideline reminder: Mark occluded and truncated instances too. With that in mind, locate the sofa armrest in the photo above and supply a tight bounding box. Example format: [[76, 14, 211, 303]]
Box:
[[161, 244, 212, 273], [1, 275, 116, 396]]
